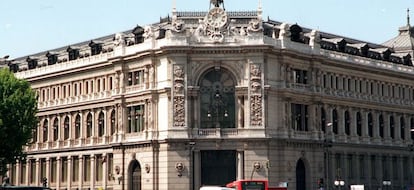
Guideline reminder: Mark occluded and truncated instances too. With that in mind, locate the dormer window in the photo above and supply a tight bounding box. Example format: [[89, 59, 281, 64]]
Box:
[[9, 63, 18, 73], [26, 57, 38, 69], [290, 24, 303, 43], [89, 41, 102, 56], [132, 26, 144, 44], [46, 52, 58, 65], [67, 47, 80, 61]]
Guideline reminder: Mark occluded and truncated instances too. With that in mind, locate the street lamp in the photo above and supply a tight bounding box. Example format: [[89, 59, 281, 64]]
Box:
[[382, 180, 391, 190], [334, 180, 345, 190]]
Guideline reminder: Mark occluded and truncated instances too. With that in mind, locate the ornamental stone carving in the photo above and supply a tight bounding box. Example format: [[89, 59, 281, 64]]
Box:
[[250, 95, 263, 126], [114, 33, 125, 47], [247, 19, 263, 34], [143, 26, 154, 40], [173, 65, 186, 127], [172, 19, 185, 33], [249, 62, 263, 126], [173, 96, 185, 127]]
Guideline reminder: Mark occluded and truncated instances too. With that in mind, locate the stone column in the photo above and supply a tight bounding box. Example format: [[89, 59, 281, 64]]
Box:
[[237, 151, 244, 180], [56, 157, 61, 190], [193, 151, 201, 190], [372, 111, 380, 143], [362, 110, 369, 142], [79, 155, 83, 190], [395, 114, 402, 143], [14, 161, 20, 186], [35, 158, 40, 186], [24, 160, 30, 185], [103, 153, 108, 189], [67, 156, 72, 190], [91, 154, 96, 189], [237, 95, 244, 129], [324, 105, 333, 134], [384, 112, 391, 144], [45, 158, 50, 187], [338, 108, 346, 140], [350, 108, 358, 142]]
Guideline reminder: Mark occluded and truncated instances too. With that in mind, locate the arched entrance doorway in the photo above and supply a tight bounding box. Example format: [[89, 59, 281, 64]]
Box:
[[296, 159, 306, 190], [128, 160, 141, 190], [199, 67, 236, 129]]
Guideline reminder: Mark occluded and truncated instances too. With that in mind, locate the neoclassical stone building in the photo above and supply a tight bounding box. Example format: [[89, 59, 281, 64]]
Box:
[[4, 1, 414, 190]]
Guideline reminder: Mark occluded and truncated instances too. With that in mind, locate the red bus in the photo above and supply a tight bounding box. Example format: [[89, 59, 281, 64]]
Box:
[[226, 180, 287, 190], [226, 180, 268, 190]]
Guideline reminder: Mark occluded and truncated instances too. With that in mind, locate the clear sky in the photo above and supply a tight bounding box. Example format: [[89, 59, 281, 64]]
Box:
[[1, 0, 413, 59]]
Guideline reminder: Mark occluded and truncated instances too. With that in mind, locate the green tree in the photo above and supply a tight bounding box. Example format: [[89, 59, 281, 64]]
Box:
[[0, 68, 38, 175]]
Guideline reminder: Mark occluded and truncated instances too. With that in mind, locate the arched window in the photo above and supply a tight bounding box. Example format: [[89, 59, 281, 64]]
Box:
[[356, 112, 362, 136], [345, 111, 350, 135], [53, 118, 59, 141], [400, 116, 405, 140], [87, 113, 93, 138], [368, 113, 373, 137], [75, 115, 81, 139], [98, 112, 105, 137], [111, 110, 116, 135], [321, 108, 326, 133], [379, 115, 384, 138], [43, 120, 48, 143], [199, 68, 235, 129], [332, 109, 338, 134], [64, 116, 70, 140], [390, 116, 395, 139]]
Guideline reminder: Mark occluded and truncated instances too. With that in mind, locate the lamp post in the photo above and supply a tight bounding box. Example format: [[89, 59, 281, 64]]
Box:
[[382, 180, 391, 190], [334, 180, 344, 190]]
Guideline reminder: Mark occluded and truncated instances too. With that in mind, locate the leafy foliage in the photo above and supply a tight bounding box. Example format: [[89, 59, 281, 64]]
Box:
[[0, 68, 38, 175]]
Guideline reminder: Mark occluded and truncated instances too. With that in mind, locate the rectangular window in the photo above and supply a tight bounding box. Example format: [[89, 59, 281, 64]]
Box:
[[291, 104, 308, 131], [72, 157, 79, 182], [359, 155, 365, 178], [392, 157, 398, 180], [41, 159, 46, 182], [84, 156, 90, 182], [347, 154, 353, 178], [127, 70, 145, 86], [62, 157, 68, 182], [128, 105, 145, 133], [108, 154, 113, 178], [30, 160, 36, 184], [404, 157, 409, 180], [20, 162, 26, 184], [96, 155, 103, 181], [293, 69, 308, 84], [371, 155, 377, 179], [382, 156, 387, 180], [51, 158, 57, 183]]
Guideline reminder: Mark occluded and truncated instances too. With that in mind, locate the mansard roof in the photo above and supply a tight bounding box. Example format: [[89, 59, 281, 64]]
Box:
[[382, 25, 414, 53], [6, 8, 414, 72]]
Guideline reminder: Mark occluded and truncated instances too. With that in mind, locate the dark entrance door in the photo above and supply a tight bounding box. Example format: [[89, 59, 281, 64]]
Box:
[[296, 159, 306, 190], [128, 160, 141, 190], [201, 150, 236, 186]]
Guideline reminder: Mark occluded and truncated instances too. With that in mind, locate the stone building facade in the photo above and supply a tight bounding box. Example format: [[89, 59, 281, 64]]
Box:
[[4, 1, 414, 190]]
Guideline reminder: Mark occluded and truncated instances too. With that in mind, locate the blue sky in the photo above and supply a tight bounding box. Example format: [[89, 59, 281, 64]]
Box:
[[1, 0, 413, 59]]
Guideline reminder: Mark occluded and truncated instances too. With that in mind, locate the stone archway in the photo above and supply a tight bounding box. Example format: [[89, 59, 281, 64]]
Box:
[[128, 160, 141, 190], [199, 67, 236, 129]]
